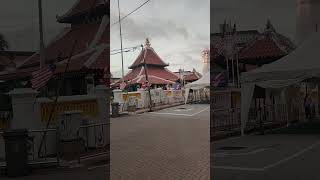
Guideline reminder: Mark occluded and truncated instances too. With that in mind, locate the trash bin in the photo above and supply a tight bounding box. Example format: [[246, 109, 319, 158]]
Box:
[[3, 129, 29, 177], [111, 102, 119, 118]]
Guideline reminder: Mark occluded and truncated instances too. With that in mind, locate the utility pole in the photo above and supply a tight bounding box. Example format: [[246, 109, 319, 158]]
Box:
[[38, 0, 45, 69], [142, 39, 153, 112], [117, 0, 125, 79]]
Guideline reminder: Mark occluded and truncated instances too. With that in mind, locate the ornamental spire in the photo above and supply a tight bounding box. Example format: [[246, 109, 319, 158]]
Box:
[[145, 38, 151, 48]]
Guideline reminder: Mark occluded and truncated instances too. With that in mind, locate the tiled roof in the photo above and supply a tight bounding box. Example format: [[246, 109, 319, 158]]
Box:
[[238, 35, 288, 60], [123, 66, 179, 84], [19, 15, 109, 70], [184, 73, 200, 81], [129, 47, 169, 69], [57, 0, 108, 23]]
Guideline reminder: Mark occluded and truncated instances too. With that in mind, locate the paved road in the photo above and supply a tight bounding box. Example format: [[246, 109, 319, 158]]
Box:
[[211, 134, 320, 180], [0, 163, 109, 180], [111, 104, 210, 180]]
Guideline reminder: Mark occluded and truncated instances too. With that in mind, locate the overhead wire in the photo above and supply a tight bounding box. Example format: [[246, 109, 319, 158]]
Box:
[[110, 0, 151, 27]]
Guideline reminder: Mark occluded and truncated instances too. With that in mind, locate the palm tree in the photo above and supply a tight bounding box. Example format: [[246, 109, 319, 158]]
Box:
[[0, 33, 9, 52]]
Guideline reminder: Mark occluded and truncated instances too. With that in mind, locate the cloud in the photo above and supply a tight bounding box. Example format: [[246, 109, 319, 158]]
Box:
[[110, 12, 190, 42]]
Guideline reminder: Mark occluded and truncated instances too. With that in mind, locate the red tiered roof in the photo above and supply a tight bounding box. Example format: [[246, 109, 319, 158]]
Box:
[[184, 71, 201, 82], [123, 66, 179, 85], [238, 36, 287, 60], [123, 39, 179, 85], [129, 47, 169, 69], [18, 15, 109, 73]]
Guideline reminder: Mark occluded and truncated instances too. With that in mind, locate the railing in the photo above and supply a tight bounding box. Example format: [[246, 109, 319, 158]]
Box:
[[211, 104, 292, 135], [77, 122, 109, 149], [0, 122, 110, 166], [76, 122, 109, 163]]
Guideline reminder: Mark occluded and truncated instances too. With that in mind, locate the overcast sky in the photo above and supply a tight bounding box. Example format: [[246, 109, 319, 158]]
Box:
[[110, 0, 210, 78], [211, 0, 297, 41], [0, 0, 299, 78], [0, 0, 76, 51]]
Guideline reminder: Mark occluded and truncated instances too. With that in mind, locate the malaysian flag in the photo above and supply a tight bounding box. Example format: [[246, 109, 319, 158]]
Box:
[[31, 64, 56, 90]]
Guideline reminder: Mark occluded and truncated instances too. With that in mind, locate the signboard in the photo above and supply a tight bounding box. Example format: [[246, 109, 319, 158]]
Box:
[[123, 93, 141, 101]]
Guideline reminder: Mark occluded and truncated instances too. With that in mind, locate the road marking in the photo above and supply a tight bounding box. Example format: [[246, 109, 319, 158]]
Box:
[[150, 106, 209, 117], [213, 165, 264, 171], [213, 141, 320, 172], [262, 141, 320, 170], [190, 107, 210, 116], [211, 136, 243, 144], [213, 148, 269, 157], [88, 164, 108, 171]]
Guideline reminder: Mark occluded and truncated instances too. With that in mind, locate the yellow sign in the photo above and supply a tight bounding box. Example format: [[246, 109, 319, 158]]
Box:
[[40, 100, 99, 122], [165, 91, 172, 97], [123, 93, 141, 101]]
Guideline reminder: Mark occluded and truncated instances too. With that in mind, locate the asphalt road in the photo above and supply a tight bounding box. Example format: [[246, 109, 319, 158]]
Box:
[[211, 134, 320, 180]]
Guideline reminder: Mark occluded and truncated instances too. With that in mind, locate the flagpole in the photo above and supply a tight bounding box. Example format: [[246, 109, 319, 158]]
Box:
[[38, 0, 45, 69]]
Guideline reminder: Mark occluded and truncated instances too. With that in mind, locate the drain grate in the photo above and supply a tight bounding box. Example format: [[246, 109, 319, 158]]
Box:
[[218, 146, 247, 150]]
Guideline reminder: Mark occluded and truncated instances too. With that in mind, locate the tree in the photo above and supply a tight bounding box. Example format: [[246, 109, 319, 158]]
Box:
[[0, 33, 9, 52]]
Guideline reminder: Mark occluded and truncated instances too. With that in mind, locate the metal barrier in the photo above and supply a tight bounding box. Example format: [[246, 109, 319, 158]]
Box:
[[77, 122, 109, 149], [76, 123, 109, 163], [211, 104, 291, 135]]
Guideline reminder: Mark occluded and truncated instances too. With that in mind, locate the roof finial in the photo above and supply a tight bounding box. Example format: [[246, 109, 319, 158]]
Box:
[[145, 38, 151, 48]]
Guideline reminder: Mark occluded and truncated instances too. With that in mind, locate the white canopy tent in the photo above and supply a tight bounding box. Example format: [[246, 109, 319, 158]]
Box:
[[240, 32, 320, 135], [184, 71, 210, 103]]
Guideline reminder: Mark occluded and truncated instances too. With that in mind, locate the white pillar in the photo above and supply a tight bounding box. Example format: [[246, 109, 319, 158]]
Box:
[[112, 89, 124, 104], [8, 88, 39, 130]]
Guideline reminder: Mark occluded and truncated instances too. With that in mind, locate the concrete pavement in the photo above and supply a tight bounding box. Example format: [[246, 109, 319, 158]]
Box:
[[111, 104, 210, 179]]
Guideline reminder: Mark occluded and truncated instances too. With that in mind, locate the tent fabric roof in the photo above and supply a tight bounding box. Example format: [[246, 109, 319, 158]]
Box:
[[185, 71, 210, 89], [129, 47, 169, 69], [240, 32, 320, 136], [241, 32, 320, 84]]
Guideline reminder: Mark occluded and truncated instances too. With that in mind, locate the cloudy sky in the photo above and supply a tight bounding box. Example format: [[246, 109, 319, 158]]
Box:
[[212, 0, 297, 41], [0, 0, 300, 77], [0, 0, 76, 51], [110, 0, 210, 78]]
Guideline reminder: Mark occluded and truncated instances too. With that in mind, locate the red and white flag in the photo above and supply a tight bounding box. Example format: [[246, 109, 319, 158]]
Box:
[[31, 64, 56, 90], [120, 82, 127, 90]]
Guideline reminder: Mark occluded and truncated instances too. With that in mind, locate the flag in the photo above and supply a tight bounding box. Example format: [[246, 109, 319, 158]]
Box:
[[212, 72, 227, 87], [31, 64, 56, 90], [120, 82, 127, 90]]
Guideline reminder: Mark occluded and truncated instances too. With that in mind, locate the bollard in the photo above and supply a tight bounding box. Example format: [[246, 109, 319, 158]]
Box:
[[3, 129, 29, 177], [111, 102, 120, 118]]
